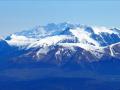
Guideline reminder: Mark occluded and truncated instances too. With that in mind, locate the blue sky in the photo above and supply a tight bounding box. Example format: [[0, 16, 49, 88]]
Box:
[[0, 0, 120, 36]]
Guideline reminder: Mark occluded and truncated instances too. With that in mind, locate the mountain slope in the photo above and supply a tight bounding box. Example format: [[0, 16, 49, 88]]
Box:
[[0, 23, 118, 63]]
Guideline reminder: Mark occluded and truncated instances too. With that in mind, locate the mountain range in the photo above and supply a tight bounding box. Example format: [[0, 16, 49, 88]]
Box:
[[1, 22, 120, 74]]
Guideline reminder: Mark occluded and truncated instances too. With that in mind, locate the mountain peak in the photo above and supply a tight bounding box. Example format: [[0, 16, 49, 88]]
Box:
[[1, 23, 120, 66], [5, 23, 120, 49]]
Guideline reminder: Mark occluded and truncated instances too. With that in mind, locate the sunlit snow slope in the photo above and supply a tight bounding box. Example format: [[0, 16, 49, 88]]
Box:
[[2, 22, 120, 64]]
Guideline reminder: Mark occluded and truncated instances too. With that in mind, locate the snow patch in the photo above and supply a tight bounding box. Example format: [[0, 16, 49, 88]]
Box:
[[6, 34, 36, 47], [70, 28, 100, 46], [92, 26, 118, 35], [27, 35, 74, 48]]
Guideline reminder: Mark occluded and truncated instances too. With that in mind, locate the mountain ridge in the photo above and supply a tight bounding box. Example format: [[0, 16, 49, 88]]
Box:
[[1, 23, 120, 68]]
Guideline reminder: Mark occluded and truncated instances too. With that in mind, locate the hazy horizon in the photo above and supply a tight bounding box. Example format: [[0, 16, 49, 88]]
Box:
[[0, 0, 120, 36]]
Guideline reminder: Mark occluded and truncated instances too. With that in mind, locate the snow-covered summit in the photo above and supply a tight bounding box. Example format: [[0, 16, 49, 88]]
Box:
[[13, 22, 76, 39], [4, 22, 120, 56], [1, 23, 120, 64]]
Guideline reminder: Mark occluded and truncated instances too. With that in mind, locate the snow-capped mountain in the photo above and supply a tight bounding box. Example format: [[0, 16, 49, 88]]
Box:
[[6, 23, 120, 47], [1, 23, 120, 68]]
